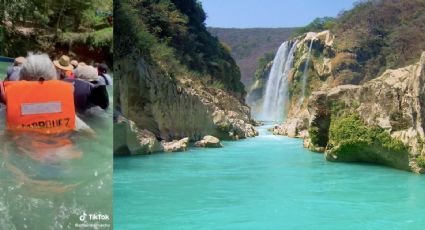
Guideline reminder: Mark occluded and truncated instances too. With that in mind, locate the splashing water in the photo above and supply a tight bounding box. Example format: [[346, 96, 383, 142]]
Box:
[[299, 39, 314, 106], [262, 40, 298, 122], [0, 68, 113, 229]]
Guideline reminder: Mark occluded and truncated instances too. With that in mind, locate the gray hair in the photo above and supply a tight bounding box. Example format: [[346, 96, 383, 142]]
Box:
[[20, 53, 57, 81]]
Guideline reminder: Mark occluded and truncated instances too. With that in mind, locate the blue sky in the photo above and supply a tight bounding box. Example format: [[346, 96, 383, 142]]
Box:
[[200, 0, 358, 28]]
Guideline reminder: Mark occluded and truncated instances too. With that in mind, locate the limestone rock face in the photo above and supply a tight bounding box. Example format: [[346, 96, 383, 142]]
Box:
[[306, 51, 425, 172], [272, 118, 308, 138], [114, 57, 258, 154], [162, 137, 189, 152], [194, 135, 223, 148], [114, 116, 161, 155]]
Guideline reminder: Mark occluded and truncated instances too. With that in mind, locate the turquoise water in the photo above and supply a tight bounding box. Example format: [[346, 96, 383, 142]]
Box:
[[0, 87, 113, 229], [114, 125, 425, 230], [0, 61, 11, 80]]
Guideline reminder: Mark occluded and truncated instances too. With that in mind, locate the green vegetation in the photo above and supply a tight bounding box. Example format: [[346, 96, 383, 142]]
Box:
[[329, 113, 408, 154], [59, 27, 113, 51], [417, 134, 424, 153], [254, 52, 274, 81], [246, 52, 274, 103], [389, 111, 410, 130], [0, 0, 112, 62], [290, 17, 336, 38], [330, 100, 348, 116], [115, 0, 245, 94], [291, 0, 425, 83], [333, 0, 425, 81], [208, 27, 295, 86], [1, 0, 112, 31], [308, 116, 330, 148], [417, 155, 425, 168], [308, 127, 319, 144]]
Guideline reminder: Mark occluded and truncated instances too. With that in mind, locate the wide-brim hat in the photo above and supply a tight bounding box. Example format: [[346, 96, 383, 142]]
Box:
[[53, 55, 73, 71], [76, 65, 99, 81]]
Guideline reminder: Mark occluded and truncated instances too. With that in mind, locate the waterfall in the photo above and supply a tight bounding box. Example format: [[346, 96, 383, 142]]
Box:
[[299, 39, 314, 104], [261, 40, 298, 122]]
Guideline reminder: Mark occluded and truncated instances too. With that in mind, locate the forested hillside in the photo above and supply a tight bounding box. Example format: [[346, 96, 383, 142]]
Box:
[[289, 0, 425, 84], [115, 0, 244, 94], [208, 27, 295, 87]]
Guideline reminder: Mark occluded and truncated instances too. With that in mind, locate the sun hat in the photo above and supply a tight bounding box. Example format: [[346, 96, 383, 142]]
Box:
[[14, 56, 26, 66], [53, 55, 73, 71], [70, 60, 79, 68], [78, 62, 87, 67], [76, 65, 99, 81]]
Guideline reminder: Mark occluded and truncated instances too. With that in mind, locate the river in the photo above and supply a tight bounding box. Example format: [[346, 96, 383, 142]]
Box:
[[114, 125, 425, 230], [0, 63, 113, 229]]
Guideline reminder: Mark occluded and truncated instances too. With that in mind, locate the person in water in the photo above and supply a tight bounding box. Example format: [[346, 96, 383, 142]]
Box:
[[97, 63, 113, 86], [6, 56, 26, 81], [0, 53, 92, 134], [54, 55, 75, 79], [53, 56, 109, 113], [75, 65, 110, 111], [0, 53, 95, 164], [70, 60, 78, 69]]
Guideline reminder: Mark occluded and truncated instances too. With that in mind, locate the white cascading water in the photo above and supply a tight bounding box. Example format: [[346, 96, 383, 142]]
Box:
[[299, 39, 314, 105], [262, 40, 298, 121]]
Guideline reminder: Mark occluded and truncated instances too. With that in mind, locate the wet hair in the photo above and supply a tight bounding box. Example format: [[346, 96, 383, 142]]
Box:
[[20, 53, 57, 81]]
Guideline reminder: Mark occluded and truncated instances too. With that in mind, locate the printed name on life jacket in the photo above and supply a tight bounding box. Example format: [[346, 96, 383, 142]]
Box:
[[21, 118, 71, 129], [21, 102, 62, 115]]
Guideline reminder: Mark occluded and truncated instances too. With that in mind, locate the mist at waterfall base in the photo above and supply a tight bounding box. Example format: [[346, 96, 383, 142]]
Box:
[[260, 41, 298, 122], [0, 69, 113, 229], [114, 124, 425, 230]]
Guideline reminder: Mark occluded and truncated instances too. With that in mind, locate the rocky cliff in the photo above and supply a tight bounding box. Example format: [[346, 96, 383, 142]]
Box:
[[114, 57, 258, 155], [114, 0, 259, 156], [273, 41, 425, 172]]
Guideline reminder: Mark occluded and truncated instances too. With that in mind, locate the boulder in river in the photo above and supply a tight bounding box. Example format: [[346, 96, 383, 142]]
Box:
[[162, 137, 189, 152], [194, 135, 223, 148], [114, 115, 161, 155]]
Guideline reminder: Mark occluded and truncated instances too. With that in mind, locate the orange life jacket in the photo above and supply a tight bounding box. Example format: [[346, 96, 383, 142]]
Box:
[[3, 80, 76, 134]]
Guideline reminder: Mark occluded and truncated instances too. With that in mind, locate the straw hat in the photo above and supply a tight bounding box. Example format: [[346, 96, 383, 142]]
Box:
[[14, 56, 26, 66], [70, 60, 79, 68], [53, 55, 73, 71], [76, 65, 99, 81]]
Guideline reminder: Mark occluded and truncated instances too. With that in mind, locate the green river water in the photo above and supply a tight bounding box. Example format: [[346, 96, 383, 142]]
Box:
[[0, 61, 113, 229]]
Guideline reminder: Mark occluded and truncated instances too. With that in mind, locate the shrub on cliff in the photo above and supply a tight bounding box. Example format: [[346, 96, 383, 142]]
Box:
[[329, 113, 407, 154], [254, 52, 275, 82], [416, 156, 425, 168]]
